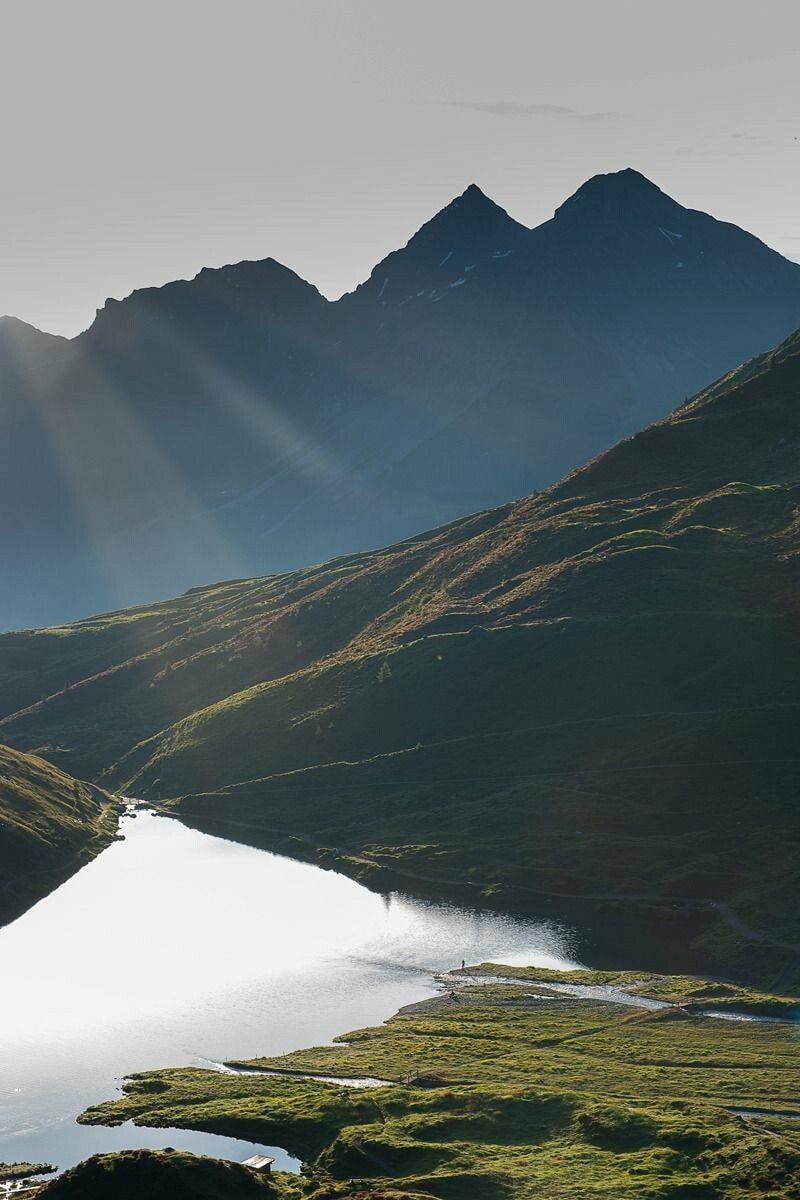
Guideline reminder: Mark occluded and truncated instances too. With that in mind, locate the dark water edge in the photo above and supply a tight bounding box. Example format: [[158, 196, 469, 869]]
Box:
[[173, 810, 727, 980], [0, 1121, 300, 1179]]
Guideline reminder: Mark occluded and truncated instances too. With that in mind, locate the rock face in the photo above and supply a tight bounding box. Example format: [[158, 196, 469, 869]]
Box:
[[3, 169, 800, 629], [1, 328, 798, 984]]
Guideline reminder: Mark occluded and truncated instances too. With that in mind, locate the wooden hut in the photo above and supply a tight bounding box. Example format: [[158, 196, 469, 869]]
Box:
[[242, 1154, 275, 1174]]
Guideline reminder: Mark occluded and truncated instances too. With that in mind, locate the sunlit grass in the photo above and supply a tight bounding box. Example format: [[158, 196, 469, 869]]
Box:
[[80, 976, 800, 1199]]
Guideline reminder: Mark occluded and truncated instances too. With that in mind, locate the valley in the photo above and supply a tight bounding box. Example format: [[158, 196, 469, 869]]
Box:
[[3, 4, 799, 1197], [0, 149, 798, 1200], [1, 330, 798, 989]]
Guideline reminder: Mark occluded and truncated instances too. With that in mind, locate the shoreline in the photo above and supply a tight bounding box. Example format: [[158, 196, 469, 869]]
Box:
[[74, 962, 800, 1199], [162, 802, 800, 989]]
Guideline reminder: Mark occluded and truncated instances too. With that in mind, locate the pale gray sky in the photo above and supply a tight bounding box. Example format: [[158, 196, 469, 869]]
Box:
[[2, 0, 799, 336]]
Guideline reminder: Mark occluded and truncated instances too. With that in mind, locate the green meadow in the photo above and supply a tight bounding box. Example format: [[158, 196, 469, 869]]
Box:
[[76, 971, 800, 1200]]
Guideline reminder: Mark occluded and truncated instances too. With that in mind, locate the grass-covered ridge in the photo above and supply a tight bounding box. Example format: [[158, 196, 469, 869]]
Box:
[[79, 972, 800, 1199], [35, 1149, 289, 1199], [0, 332, 799, 982], [0, 742, 115, 926]]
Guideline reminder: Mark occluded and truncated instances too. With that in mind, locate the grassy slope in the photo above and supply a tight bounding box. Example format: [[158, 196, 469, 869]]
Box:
[[79, 975, 800, 1199], [1, 333, 799, 982], [0, 742, 115, 927]]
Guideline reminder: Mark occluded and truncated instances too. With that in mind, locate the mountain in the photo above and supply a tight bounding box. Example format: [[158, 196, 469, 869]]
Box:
[[1, 328, 798, 985], [0, 741, 114, 927], [3, 169, 800, 629]]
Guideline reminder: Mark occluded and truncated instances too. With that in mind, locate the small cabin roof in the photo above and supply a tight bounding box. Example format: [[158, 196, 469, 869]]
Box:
[[242, 1154, 275, 1170]]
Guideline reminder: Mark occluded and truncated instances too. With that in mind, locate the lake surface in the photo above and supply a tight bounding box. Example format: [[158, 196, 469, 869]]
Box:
[[0, 810, 581, 1172]]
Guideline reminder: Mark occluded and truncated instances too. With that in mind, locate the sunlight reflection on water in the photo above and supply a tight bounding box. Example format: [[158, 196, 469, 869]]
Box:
[[0, 810, 580, 1170]]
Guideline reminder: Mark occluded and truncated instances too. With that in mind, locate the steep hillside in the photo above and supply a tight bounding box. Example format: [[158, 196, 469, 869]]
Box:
[[3, 169, 800, 628], [0, 743, 115, 926], [0, 331, 798, 982]]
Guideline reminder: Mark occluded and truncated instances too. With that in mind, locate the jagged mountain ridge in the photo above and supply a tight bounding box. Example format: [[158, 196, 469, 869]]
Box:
[[0, 328, 798, 983], [2, 168, 800, 629]]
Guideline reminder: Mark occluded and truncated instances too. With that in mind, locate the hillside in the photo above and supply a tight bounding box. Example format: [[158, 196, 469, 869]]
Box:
[[0, 743, 115, 927], [3, 169, 800, 628], [0, 331, 798, 982]]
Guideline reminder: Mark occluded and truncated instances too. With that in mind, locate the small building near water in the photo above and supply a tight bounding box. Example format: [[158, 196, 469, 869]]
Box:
[[242, 1154, 275, 1174]]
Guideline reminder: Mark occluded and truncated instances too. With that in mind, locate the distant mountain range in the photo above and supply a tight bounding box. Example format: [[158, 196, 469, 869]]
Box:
[[1, 328, 798, 985], [3, 168, 800, 630]]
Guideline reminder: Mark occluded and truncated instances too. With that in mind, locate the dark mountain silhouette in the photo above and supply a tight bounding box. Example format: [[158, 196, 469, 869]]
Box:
[[3, 168, 800, 629], [1, 328, 798, 984]]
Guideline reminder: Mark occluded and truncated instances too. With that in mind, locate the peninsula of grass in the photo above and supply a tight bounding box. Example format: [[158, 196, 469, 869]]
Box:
[[0, 1162, 55, 1183], [457, 964, 800, 1018], [80, 970, 800, 1199]]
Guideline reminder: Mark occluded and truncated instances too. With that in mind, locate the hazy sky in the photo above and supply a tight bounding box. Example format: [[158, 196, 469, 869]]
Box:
[[2, 0, 799, 336]]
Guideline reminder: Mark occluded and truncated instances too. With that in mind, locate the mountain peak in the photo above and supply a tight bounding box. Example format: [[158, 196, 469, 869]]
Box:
[[584, 166, 662, 192], [425, 182, 525, 232], [554, 167, 680, 223], [452, 181, 495, 207], [85, 255, 325, 344], [347, 184, 529, 305]]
